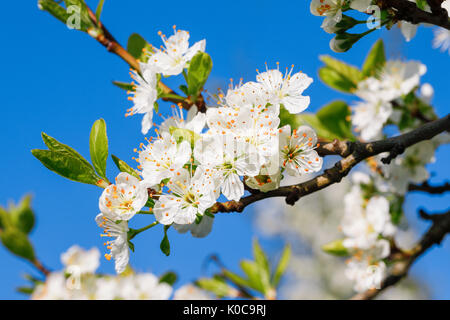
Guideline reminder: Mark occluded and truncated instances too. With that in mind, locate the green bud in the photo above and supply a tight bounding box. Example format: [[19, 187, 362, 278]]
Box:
[[329, 33, 363, 53], [0, 228, 35, 262], [321, 239, 349, 256], [331, 15, 360, 34]]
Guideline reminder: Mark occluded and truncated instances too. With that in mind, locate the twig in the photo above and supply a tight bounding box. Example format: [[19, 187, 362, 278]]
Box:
[[351, 207, 450, 300], [32, 258, 51, 276], [383, 0, 450, 30], [408, 181, 450, 194], [210, 114, 450, 213]]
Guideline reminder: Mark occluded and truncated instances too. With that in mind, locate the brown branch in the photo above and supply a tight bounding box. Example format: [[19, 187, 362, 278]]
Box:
[[408, 181, 450, 194], [351, 208, 450, 300], [383, 0, 450, 30], [210, 114, 450, 214], [32, 258, 50, 277]]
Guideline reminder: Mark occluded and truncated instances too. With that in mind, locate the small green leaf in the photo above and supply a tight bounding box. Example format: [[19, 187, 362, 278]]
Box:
[[38, 0, 70, 24], [253, 239, 270, 281], [362, 39, 386, 77], [319, 55, 362, 93], [127, 33, 150, 61], [187, 52, 212, 101], [160, 225, 170, 256], [95, 0, 105, 22], [10, 195, 35, 235], [222, 269, 250, 288], [169, 127, 200, 147], [128, 240, 135, 253], [112, 81, 134, 91], [32, 149, 101, 186], [159, 271, 178, 286], [322, 239, 349, 256], [0, 228, 35, 262], [17, 286, 35, 295], [271, 244, 291, 287], [316, 100, 354, 140], [111, 155, 141, 180], [240, 260, 266, 294], [63, 0, 96, 32], [90, 119, 109, 181], [196, 277, 234, 297], [41, 132, 91, 168]]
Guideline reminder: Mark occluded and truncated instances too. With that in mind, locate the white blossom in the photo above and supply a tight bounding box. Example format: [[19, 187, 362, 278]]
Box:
[[148, 27, 206, 76], [95, 213, 129, 274], [159, 105, 206, 135], [173, 214, 215, 238], [127, 63, 158, 135], [310, 0, 345, 33], [61, 245, 100, 274], [153, 168, 218, 225], [255, 65, 313, 114], [173, 284, 213, 300], [345, 260, 386, 293], [99, 172, 148, 221], [278, 125, 323, 176], [139, 131, 192, 188]]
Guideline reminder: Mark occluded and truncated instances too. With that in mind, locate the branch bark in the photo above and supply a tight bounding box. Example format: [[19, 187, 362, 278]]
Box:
[[351, 208, 450, 300], [408, 181, 450, 194], [210, 114, 450, 213], [383, 0, 450, 30]]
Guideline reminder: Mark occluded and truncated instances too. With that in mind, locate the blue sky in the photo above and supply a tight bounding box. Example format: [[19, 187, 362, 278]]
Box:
[[0, 0, 448, 299]]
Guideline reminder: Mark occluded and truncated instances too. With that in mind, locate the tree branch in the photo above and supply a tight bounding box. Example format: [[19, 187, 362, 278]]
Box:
[[383, 0, 450, 30], [351, 208, 450, 300], [210, 114, 450, 213], [408, 181, 450, 194]]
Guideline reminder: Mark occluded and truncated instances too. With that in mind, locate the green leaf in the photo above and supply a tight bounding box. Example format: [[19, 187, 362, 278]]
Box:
[[63, 0, 96, 32], [32, 149, 101, 186], [240, 260, 266, 294], [89, 119, 109, 180], [38, 0, 70, 24], [111, 155, 141, 180], [128, 240, 135, 252], [271, 244, 291, 287], [0, 228, 35, 262], [196, 277, 234, 297], [112, 81, 134, 91], [169, 127, 201, 147], [187, 52, 212, 100], [41, 132, 92, 167], [319, 55, 363, 93], [160, 225, 170, 256], [316, 100, 354, 140], [222, 269, 250, 288], [127, 33, 151, 61], [10, 195, 35, 235], [159, 271, 178, 286], [321, 239, 349, 256], [362, 39, 386, 77], [95, 0, 105, 22], [16, 287, 35, 295], [253, 239, 270, 281]]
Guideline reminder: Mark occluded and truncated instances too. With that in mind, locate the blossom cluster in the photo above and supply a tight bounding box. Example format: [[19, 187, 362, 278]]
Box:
[[31, 245, 211, 300], [351, 59, 426, 141], [341, 173, 396, 292], [94, 28, 323, 274]]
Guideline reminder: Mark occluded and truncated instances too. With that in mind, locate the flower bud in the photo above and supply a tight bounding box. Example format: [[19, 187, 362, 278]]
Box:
[[329, 33, 363, 52]]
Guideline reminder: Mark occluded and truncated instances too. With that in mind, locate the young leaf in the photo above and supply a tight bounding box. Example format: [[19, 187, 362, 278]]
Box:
[[196, 277, 234, 297], [187, 52, 212, 100], [319, 55, 362, 93], [31, 149, 101, 186], [321, 239, 349, 256], [159, 271, 178, 286], [89, 119, 109, 180], [95, 0, 105, 22], [111, 155, 141, 180], [253, 239, 270, 280], [9, 195, 35, 235], [112, 81, 135, 91], [222, 269, 251, 289], [127, 33, 149, 60], [240, 260, 267, 294], [362, 39, 386, 77], [41, 132, 92, 168], [160, 225, 170, 256], [0, 228, 35, 262], [62, 0, 96, 32], [316, 100, 354, 140], [271, 244, 291, 287], [38, 0, 70, 24]]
